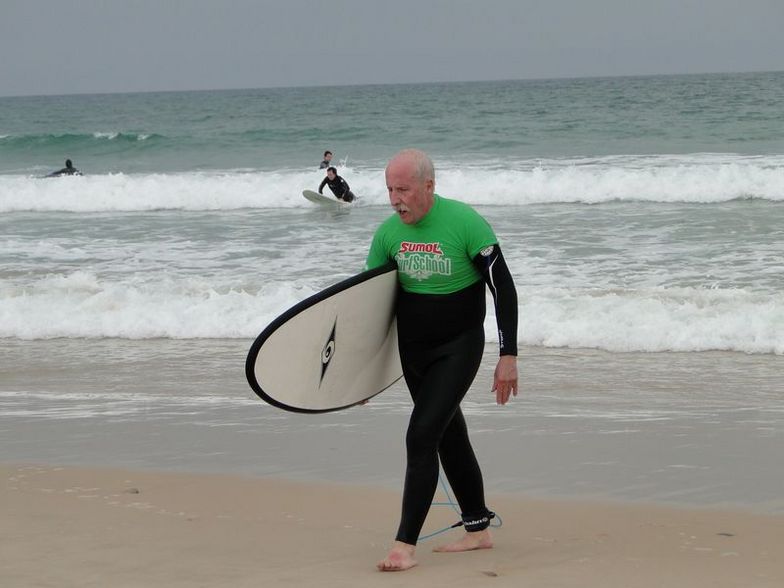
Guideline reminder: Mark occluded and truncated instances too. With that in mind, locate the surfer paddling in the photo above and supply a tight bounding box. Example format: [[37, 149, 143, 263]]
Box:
[[45, 159, 81, 177], [365, 149, 519, 571]]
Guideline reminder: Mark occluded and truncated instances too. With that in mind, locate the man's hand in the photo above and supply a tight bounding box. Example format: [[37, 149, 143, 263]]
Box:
[[492, 355, 518, 405]]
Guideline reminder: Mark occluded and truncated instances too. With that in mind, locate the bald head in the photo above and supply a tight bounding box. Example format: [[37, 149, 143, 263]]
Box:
[[387, 149, 435, 184], [385, 149, 436, 224]]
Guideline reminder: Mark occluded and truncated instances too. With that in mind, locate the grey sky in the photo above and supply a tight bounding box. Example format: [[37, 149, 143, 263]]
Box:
[[1, 0, 782, 97]]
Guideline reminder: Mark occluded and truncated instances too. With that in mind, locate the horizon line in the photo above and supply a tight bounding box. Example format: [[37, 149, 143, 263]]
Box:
[[2, 68, 781, 100]]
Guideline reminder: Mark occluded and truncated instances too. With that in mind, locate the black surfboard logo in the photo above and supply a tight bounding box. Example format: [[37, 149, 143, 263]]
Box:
[[320, 319, 337, 384]]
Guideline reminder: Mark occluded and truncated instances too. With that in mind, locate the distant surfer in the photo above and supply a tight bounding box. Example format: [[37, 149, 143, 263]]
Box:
[[319, 150, 333, 169], [46, 159, 81, 177], [318, 167, 355, 203], [366, 149, 519, 572]]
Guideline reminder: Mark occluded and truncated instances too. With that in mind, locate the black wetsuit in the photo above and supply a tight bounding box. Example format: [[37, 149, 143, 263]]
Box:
[[318, 174, 355, 202], [394, 247, 518, 544], [46, 164, 81, 177], [365, 195, 518, 545], [319, 159, 331, 169]]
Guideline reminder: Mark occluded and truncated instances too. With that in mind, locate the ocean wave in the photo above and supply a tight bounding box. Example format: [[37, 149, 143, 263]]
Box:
[[0, 131, 165, 150], [1, 154, 782, 211], [91, 131, 155, 141], [1, 271, 782, 354], [0, 271, 317, 340], [517, 286, 784, 354]]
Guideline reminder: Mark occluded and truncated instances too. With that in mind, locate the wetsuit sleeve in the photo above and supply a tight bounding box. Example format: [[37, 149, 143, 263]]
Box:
[[472, 245, 518, 356], [318, 177, 328, 194], [341, 178, 350, 191]]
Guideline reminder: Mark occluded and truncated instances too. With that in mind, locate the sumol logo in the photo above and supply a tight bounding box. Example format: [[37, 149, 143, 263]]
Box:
[[399, 241, 444, 255]]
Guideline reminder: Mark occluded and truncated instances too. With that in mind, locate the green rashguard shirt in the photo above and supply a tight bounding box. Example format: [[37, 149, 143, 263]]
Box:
[[365, 194, 498, 294]]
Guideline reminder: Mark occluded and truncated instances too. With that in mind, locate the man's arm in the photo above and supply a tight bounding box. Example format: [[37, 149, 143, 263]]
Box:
[[472, 244, 519, 404], [472, 244, 518, 356]]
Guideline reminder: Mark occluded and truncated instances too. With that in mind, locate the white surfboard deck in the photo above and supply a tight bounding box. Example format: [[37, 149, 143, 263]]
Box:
[[246, 263, 402, 413], [303, 189, 351, 209]]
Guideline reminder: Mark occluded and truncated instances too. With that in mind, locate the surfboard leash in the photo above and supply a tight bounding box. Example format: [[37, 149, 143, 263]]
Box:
[[418, 471, 503, 542]]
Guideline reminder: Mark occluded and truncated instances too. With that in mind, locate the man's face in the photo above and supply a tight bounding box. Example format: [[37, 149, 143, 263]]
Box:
[[327, 169, 336, 180], [385, 158, 434, 225], [325, 153, 332, 162]]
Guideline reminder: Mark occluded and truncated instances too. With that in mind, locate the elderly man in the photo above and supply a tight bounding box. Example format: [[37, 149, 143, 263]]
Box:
[[365, 149, 519, 571]]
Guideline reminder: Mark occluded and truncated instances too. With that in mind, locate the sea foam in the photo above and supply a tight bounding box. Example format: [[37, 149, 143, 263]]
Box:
[[1, 154, 783, 212], [2, 270, 781, 353]]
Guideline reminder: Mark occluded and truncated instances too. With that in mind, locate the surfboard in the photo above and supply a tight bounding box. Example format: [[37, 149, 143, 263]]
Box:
[[303, 189, 351, 209], [246, 263, 402, 413]]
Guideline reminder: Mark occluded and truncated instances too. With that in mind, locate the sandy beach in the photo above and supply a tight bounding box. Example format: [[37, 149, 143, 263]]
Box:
[[3, 463, 783, 587], [2, 339, 783, 586]]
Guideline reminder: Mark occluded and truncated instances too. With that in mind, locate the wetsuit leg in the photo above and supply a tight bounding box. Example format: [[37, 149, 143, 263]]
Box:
[[439, 402, 488, 524], [395, 325, 488, 544]]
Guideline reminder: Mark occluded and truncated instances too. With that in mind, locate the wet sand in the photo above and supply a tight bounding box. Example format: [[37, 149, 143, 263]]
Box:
[[1, 339, 782, 511]]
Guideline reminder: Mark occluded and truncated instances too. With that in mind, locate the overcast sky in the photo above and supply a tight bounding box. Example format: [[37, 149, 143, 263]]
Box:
[[1, 0, 782, 97]]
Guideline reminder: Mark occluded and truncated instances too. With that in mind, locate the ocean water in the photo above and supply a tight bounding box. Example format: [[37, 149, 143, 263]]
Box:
[[1, 73, 784, 508], [2, 71, 783, 353]]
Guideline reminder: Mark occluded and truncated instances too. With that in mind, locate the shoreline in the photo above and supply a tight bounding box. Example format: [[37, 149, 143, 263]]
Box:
[[4, 462, 783, 587], [2, 339, 783, 514]]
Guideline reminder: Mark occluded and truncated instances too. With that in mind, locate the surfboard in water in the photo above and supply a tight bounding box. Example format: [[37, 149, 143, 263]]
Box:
[[303, 189, 350, 209], [246, 263, 402, 413]]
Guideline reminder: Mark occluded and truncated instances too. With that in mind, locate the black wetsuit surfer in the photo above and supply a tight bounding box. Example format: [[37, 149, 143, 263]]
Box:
[[46, 159, 81, 177], [392, 247, 517, 543], [367, 187, 518, 547], [319, 166, 355, 202]]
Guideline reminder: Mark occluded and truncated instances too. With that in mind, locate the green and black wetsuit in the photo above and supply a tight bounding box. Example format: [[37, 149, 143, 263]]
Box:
[[366, 194, 518, 544]]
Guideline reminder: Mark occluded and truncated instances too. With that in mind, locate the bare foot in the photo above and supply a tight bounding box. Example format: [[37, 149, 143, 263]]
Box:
[[377, 541, 418, 572], [433, 529, 493, 553]]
